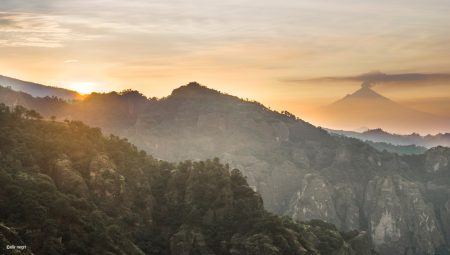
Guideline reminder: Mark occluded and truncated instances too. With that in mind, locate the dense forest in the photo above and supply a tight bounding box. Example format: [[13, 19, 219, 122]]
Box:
[[0, 104, 373, 255]]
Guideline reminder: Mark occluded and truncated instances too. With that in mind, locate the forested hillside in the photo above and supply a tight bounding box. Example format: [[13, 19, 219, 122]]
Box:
[[0, 104, 372, 255], [1, 83, 450, 254]]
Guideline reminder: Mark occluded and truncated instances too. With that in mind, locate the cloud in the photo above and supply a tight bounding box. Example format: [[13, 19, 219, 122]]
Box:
[[64, 59, 79, 63], [1, 0, 450, 98], [0, 12, 94, 48], [283, 71, 450, 88]]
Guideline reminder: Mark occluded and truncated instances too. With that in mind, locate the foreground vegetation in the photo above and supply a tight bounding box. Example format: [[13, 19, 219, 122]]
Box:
[[0, 104, 373, 254]]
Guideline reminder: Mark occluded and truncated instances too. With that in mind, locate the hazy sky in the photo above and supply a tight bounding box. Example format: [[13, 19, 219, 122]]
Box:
[[1, 0, 450, 119]]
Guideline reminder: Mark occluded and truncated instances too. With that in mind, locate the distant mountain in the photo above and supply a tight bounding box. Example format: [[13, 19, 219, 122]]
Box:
[[329, 128, 450, 148], [0, 75, 80, 100], [363, 140, 427, 155], [0, 86, 71, 117], [1, 82, 450, 254], [327, 130, 429, 155], [312, 85, 450, 134]]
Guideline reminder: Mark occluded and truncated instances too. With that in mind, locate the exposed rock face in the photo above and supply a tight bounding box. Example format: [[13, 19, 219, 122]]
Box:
[[440, 200, 450, 245], [288, 174, 338, 226], [53, 156, 88, 197], [332, 183, 360, 231], [3, 83, 450, 254], [155, 160, 368, 255], [425, 146, 450, 173], [364, 175, 443, 254], [117, 86, 450, 254], [89, 153, 125, 199], [2, 108, 376, 255]]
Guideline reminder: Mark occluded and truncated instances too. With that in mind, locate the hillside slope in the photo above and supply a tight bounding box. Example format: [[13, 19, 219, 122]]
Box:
[[1, 83, 450, 254], [0, 75, 79, 100], [0, 104, 372, 255]]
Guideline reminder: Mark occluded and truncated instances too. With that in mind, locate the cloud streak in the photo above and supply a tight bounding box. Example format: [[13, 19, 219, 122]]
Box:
[[64, 59, 78, 63], [0, 12, 95, 48], [0, 12, 67, 47], [283, 72, 450, 88]]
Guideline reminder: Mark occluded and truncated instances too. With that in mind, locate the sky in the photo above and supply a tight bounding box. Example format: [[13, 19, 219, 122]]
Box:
[[1, 0, 450, 125]]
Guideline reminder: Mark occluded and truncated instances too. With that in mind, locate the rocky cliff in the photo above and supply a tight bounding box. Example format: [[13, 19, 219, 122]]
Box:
[[1, 83, 450, 254], [0, 104, 373, 255], [96, 83, 448, 254]]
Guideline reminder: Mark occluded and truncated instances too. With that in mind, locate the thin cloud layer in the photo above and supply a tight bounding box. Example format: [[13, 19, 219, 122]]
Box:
[[0, 12, 67, 47], [283, 72, 450, 88], [0, 12, 94, 47], [0, 0, 450, 107]]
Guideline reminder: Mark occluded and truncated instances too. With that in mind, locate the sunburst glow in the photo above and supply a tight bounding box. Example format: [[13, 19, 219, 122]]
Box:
[[69, 82, 96, 95]]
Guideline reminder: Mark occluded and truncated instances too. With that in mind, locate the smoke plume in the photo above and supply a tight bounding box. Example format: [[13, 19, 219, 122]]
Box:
[[283, 71, 450, 88]]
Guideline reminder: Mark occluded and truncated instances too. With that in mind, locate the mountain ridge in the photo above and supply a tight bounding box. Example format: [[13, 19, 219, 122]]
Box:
[[0, 75, 80, 100], [1, 81, 450, 254], [328, 128, 450, 148]]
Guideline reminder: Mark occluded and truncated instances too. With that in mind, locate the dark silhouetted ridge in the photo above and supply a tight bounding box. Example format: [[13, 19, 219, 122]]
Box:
[[363, 128, 389, 135], [0, 75, 80, 100], [169, 82, 224, 98]]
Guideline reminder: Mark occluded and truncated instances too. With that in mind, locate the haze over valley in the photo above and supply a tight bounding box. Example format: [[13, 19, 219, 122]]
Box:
[[1, 0, 450, 254], [1, 79, 450, 254]]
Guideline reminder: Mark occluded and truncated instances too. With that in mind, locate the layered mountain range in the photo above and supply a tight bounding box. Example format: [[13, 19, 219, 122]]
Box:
[[1, 80, 450, 254], [329, 128, 450, 149]]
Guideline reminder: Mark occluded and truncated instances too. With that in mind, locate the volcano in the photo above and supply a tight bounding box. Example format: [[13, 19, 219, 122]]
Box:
[[312, 85, 450, 134]]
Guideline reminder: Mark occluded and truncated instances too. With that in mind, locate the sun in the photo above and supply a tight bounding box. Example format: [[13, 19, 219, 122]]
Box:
[[69, 82, 96, 95]]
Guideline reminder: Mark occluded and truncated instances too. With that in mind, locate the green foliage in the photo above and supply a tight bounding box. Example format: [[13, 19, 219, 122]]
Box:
[[0, 104, 354, 255], [306, 220, 343, 254], [364, 140, 427, 155]]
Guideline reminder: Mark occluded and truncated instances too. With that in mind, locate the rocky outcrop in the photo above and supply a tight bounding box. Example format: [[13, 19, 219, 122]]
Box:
[[364, 175, 443, 254], [125, 86, 450, 254], [440, 200, 450, 244], [425, 147, 450, 173], [70, 84, 450, 254], [288, 174, 338, 226], [4, 82, 450, 254], [89, 154, 125, 199], [52, 156, 88, 197]]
